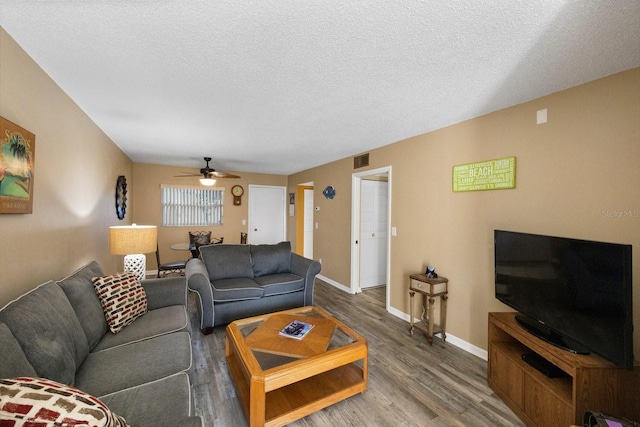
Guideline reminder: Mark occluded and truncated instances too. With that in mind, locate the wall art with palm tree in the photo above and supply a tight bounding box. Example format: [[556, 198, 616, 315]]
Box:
[[1, 117, 35, 214]]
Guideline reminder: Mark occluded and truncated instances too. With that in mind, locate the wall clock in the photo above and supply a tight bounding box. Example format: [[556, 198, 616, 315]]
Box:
[[115, 175, 127, 220], [231, 185, 244, 206]]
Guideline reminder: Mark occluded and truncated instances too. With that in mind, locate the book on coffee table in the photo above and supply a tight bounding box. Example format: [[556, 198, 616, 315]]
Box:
[[279, 320, 314, 340]]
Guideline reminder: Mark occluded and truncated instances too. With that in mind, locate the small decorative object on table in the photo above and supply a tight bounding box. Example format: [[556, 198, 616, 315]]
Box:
[[279, 319, 314, 340], [425, 265, 438, 278]]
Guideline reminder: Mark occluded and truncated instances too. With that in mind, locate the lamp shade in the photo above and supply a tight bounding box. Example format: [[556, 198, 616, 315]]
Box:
[[109, 225, 157, 255], [199, 177, 216, 186]]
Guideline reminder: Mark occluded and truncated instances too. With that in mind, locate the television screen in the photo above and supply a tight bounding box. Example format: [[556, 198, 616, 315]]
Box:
[[495, 230, 633, 368]]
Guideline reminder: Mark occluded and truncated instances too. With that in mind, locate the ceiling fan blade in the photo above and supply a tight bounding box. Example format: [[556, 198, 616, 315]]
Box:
[[207, 171, 241, 179], [174, 173, 203, 177], [175, 158, 241, 180]]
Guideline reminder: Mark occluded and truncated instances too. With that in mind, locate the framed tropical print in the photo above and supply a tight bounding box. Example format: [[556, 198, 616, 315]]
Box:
[[1, 117, 36, 214]]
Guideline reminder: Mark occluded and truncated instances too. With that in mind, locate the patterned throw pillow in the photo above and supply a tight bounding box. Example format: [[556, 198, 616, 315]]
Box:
[[0, 377, 128, 426], [91, 273, 147, 334]]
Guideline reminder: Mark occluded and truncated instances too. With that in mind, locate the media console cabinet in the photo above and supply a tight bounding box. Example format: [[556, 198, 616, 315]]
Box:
[[488, 312, 640, 427]]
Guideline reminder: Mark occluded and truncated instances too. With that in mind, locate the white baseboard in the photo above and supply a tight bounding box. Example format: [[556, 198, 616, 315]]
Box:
[[316, 274, 354, 294], [387, 304, 488, 360], [446, 334, 488, 361]]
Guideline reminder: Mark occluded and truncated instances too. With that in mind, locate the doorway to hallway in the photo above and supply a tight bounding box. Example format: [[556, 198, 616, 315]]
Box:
[[350, 166, 391, 311], [295, 183, 314, 258], [359, 179, 388, 289]]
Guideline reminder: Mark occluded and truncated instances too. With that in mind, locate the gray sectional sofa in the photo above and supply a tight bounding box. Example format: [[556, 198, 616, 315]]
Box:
[[186, 241, 321, 333], [0, 261, 202, 427]]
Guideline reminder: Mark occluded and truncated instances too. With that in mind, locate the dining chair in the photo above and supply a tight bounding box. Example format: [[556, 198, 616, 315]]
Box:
[[189, 231, 212, 258], [155, 245, 187, 278], [193, 237, 224, 258]]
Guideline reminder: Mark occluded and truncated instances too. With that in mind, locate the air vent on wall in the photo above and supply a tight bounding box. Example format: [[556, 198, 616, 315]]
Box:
[[354, 153, 369, 169]]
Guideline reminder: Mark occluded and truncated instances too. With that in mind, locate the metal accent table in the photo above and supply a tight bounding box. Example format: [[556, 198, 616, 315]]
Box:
[[408, 273, 448, 344]]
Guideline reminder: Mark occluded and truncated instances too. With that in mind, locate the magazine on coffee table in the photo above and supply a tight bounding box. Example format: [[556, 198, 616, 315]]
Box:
[[279, 320, 314, 340]]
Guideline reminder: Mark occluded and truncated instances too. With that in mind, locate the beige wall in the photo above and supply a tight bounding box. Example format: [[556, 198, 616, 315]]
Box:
[[0, 28, 133, 305], [2, 24, 638, 358], [132, 162, 286, 269], [288, 68, 640, 356]]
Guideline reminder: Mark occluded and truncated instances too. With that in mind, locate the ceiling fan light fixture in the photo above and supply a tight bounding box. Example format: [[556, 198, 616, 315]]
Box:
[[199, 177, 216, 186]]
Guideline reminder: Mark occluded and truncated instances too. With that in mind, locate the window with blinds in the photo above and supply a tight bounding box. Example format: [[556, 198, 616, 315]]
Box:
[[161, 185, 223, 226]]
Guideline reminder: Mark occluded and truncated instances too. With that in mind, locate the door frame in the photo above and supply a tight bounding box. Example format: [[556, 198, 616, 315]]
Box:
[[350, 166, 392, 308], [295, 184, 314, 256]]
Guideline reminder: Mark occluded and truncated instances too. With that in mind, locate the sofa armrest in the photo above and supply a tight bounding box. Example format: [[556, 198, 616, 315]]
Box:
[[290, 253, 321, 306], [186, 258, 215, 333], [140, 276, 187, 310]]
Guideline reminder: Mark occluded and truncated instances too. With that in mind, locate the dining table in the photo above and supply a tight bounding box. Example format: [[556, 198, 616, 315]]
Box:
[[170, 237, 223, 251], [170, 242, 194, 251]]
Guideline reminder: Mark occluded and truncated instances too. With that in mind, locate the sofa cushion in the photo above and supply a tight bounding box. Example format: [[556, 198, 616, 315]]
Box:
[[211, 277, 264, 301], [140, 276, 188, 310], [200, 244, 254, 280], [254, 273, 304, 296], [75, 331, 192, 397], [99, 372, 198, 427], [0, 377, 128, 426], [92, 305, 189, 352], [58, 260, 109, 350], [0, 281, 89, 385], [92, 273, 148, 334], [0, 322, 37, 378], [251, 241, 291, 277]]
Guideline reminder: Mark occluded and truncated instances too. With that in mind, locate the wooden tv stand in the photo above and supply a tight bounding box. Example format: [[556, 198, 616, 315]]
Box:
[[488, 312, 640, 427]]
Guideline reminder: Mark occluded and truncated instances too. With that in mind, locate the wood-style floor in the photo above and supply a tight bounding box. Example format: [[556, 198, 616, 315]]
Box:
[[188, 280, 525, 427]]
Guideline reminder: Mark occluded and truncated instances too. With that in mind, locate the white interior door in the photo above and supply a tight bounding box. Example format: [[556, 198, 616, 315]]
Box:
[[248, 185, 286, 244], [359, 180, 388, 288], [303, 188, 314, 258]]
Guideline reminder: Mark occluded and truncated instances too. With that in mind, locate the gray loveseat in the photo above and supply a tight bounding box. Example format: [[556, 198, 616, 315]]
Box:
[[0, 261, 202, 427], [186, 241, 321, 333]]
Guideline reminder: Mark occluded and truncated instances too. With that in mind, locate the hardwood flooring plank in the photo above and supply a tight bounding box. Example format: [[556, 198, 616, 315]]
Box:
[[188, 281, 524, 426]]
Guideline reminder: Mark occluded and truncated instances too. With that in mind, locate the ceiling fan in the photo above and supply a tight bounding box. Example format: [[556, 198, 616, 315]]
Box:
[[175, 157, 240, 185]]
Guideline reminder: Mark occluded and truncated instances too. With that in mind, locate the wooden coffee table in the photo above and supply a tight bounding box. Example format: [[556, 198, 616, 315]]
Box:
[[225, 306, 368, 427]]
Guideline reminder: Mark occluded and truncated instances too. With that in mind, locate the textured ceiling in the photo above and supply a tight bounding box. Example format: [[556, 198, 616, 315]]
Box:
[[1, 1, 639, 175]]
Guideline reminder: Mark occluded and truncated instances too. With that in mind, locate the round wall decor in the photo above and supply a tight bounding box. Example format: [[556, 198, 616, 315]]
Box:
[[115, 175, 127, 220], [322, 185, 335, 199]]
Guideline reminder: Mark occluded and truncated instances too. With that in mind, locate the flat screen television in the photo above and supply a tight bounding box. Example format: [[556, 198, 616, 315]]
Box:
[[494, 230, 634, 369]]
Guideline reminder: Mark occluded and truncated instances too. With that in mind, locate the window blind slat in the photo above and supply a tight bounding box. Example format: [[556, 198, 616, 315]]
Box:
[[161, 186, 223, 226]]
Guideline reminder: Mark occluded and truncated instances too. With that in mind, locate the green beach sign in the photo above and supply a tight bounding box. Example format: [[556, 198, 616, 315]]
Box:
[[453, 156, 516, 192]]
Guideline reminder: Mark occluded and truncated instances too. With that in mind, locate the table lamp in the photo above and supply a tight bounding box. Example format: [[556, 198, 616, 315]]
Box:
[[109, 224, 157, 281]]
